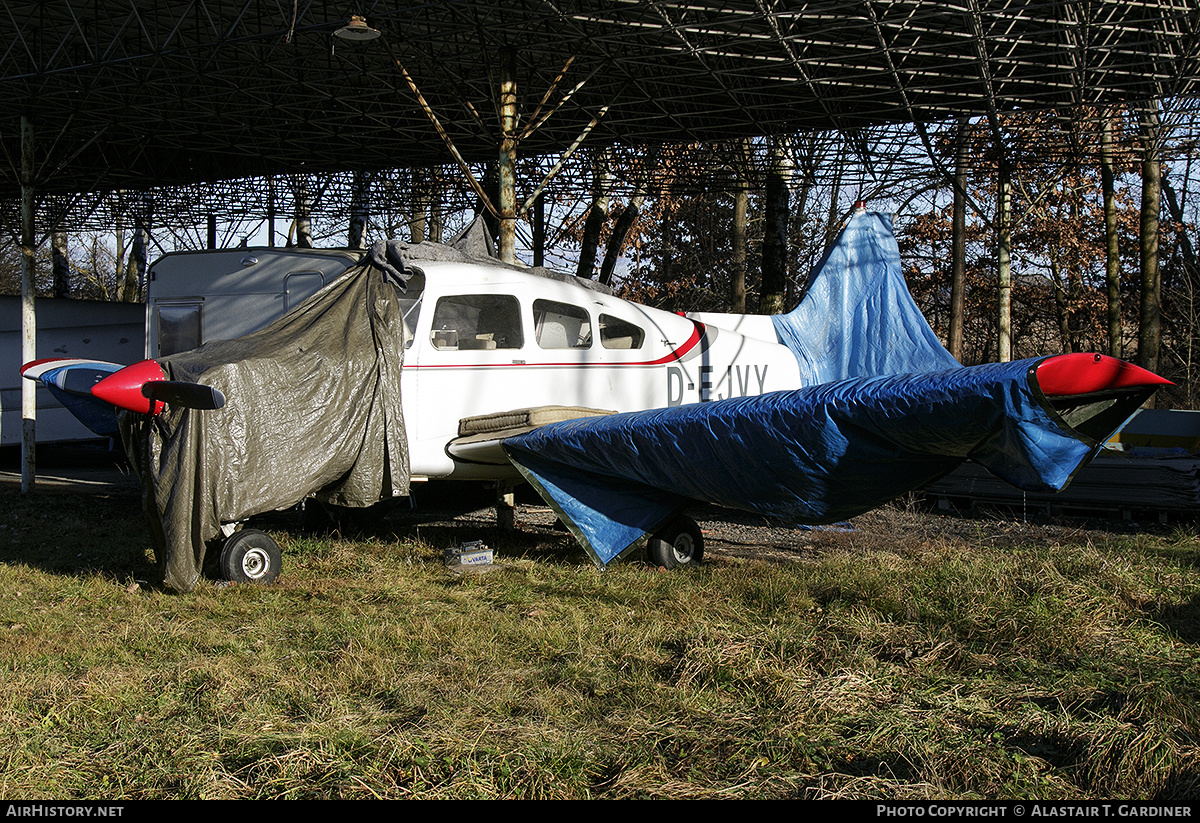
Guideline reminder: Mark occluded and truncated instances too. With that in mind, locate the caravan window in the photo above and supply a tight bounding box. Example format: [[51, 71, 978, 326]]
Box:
[[156, 302, 203, 356], [430, 294, 523, 350], [533, 300, 591, 349]]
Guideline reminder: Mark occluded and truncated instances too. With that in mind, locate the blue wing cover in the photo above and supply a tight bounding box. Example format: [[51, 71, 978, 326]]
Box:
[[503, 212, 1143, 566], [505, 361, 1106, 565]]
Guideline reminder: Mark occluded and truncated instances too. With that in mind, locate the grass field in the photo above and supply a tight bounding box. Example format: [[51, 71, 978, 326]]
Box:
[[0, 482, 1198, 800]]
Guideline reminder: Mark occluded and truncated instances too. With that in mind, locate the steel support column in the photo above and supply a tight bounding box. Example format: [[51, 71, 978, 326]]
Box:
[[20, 115, 35, 492]]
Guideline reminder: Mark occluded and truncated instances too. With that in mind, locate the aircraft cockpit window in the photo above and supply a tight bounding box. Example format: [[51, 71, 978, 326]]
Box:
[[430, 294, 523, 350], [397, 270, 425, 349], [598, 314, 645, 350], [533, 299, 591, 349]]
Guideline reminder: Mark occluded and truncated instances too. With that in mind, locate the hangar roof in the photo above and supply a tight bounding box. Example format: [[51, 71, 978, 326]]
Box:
[[0, 1, 1195, 204]]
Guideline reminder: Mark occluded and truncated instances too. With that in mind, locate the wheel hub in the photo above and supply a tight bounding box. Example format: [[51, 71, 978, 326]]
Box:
[[241, 547, 270, 579], [671, 534, 695, 564]]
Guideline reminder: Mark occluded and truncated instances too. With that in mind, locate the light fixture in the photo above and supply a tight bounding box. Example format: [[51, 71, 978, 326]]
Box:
[[333, 15, 380, 42]]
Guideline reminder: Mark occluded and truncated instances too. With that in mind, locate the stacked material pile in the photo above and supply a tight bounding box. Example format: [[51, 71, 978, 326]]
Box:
[[926, 409, 1200, 519]]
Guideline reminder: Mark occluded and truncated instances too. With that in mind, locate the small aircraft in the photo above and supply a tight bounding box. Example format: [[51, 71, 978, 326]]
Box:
[[22, 209, 1171, 592]]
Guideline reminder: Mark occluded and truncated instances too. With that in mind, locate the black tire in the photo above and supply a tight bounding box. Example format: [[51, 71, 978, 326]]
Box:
[[646, 516, 704, 569], [219, 529, 282, 584]]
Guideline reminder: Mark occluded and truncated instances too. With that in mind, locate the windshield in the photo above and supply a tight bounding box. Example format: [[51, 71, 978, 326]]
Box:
[[397, 270, 425, 349]]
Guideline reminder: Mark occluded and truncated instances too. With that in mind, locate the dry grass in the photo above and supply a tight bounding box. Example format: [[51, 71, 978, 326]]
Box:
[[0, 483, 1198, 799]]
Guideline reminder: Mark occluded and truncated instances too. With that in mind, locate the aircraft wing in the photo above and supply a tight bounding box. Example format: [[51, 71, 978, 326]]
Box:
[[502, 354, 1169, 567], [21, 357, 226, 439]]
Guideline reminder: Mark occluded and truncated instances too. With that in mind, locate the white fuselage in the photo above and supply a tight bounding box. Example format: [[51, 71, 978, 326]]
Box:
[[401, 261, 801, 479]]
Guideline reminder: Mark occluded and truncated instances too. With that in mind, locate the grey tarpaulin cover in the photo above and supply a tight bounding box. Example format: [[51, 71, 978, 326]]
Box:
[[120, 249, 410, 592]]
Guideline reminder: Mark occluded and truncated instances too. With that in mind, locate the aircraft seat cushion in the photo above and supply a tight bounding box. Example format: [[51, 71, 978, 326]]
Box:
[[458, 338, 497, 350], [539, 320, 570, 349], [458, 405, 616, 437]]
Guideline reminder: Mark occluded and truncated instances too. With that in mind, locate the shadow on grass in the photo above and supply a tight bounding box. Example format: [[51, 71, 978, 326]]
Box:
[[0, 486, 159, 583], [1148, 593, 1200, 643], [253, 485, 593, 569]]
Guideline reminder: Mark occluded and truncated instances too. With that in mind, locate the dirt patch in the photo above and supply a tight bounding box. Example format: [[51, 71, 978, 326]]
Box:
[[366, 492, 1177, 566]]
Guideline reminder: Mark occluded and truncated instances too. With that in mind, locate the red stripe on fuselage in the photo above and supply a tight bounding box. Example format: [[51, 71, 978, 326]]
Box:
[[406, 321, 706, 369]]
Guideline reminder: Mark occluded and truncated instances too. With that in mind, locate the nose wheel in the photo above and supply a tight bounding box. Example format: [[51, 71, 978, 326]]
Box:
[[646, 515, 704, 569], [219, 528, 283, 584]]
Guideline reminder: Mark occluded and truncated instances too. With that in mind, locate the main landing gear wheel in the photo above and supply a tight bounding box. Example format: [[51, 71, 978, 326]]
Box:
[[219, 529, 282, 584], [646, 515, 704, 570]]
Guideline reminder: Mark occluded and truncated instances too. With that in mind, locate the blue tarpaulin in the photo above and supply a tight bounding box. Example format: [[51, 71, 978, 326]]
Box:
[[771, 211, 960, 382], [503, 211, 1153, 566]]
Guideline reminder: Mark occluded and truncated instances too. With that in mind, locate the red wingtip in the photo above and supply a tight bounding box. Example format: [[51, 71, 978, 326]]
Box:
[[1035, 353, 1173, 397], [20, 357, 67, 377], [91, 359, 167, 414]]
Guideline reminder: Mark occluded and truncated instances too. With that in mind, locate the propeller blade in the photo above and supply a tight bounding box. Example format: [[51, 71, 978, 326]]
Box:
[[142, 380, 226, 410]]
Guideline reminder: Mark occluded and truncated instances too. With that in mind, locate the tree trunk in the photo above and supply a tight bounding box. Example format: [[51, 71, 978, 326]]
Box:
[[996, 159, 1013, 363], [114, 220, 126, 300], [87, 236, 110, 301], [761, 141, 791, 315], [599, 193, 643, 286], [497, 48, 518, 265], [1101, 113, 1122, 358], [532, 192, 545, 268], [52, 225, 70, 298], [122, 215, 147, 303], [411, 184, 428, 244], [576, 204, 604, 279], [424, 169, 443, 244], [1065, 194, 1084, 353], [429, 207, 443, 244], [659, 207, 675, 286], [790, 163, 813, 305], [348, 171, 369, 249], [1162, 178, 1199, 287], [949, 117, 968, 360], [119, 255, 138, 303], [267, 176, 276, 248], [1162, 173, 1200, 400], [731, 171, 749, 313], [1138, 102, 1162, 383], [576, 149, 610, 279], [294, 176, 313, 249], [1050, 257, 1071, 352]]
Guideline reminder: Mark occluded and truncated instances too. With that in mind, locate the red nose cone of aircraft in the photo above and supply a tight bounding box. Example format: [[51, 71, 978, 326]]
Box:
[[90, 359, 167, 415], [1035, 353, 1172, 397]]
